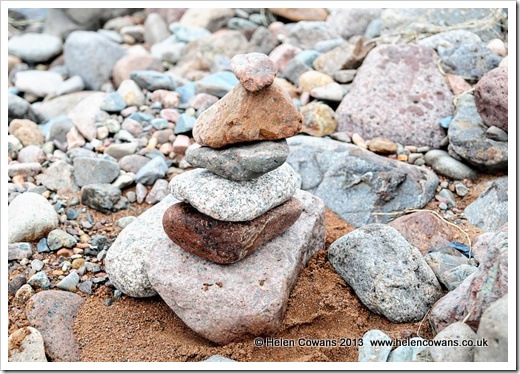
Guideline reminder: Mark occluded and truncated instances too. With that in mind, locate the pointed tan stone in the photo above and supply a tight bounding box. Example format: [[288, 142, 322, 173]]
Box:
[[193, 83, 302, 148]]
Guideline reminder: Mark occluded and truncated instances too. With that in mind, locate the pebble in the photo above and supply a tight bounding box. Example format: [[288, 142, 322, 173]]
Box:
[[309, 82, 344, 101], [117, 216, 137, 229], [299, 102, 337, 137], [368, 137, 397, 155], [174, 113, 196, 134], [80, 183, 122, 214], [486, 38, 507, 57], [8, 32, 62, 63], [130, 70, 175, 91], [73, 156, 121, 187], [230, 53, 277, 92], [117, 79, 145, 107], [329, 132, 351, 143], [438, 188, 456, 207], [298, 70, 334, 92], [15, 70, 64, 98], [151, 90, 180, 109], [104, 142, 138, 160], [351, 133, 367, 149], [119, 154, 150, 174], [8, 327, 47, 362], [37, 238, 50, 253], [78, 280, 93, 295], [194, 71, 239, 98], [454, 182, 469, 197], [145, 179, 169, 204], [15, 284, 35, 304], [111, 173, 135, 189], [424, 150, 478, 180], [358, 330, 393, 362], [9, 119, 44, 146], [8, 274, 27, 295], [56, 271, 80, 292], [474, 66, 508, 132], [8, 192, 59, 244], [464, 177, 508, 232], [445, 74, 472, 95], [334, 69, 357, 83], [121, 117, 143, 137], [112, 54, 162, 88], [430, 322, 477, 362], [31, 259, 45, 272], [475, 294, 508, 362], [100, 92, 126, 113], [136, 183, 148, 204], [172, 135, 191, 155], [71, 258, 85, 269], [135, 156, 168, 185], [28, 271, 51, 290], [8, 242, 34, 261], [170, 163, 299, 222]]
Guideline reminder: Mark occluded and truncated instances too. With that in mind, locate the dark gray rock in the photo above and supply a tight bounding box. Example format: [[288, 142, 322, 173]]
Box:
[[135, 156, 168, 185], [441, 264, 478, 291], [8, 274, 27, 295], [186, 140, 289, 181], [8, 93, 43, 124], [287, 136, 439, 227], [130, 71, 175, 91], [281, 58, 312, 85], [464, 177, 508, 232], [81, 183, 122, 214], [64, 31, 126, 90], [329, 224, 443, 323], [448, 94, 507, 172], [424, 150, 478, 180], [73, 157, 120, 187]]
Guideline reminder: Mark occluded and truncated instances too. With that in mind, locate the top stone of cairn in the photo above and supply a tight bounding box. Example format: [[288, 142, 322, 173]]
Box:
[[230, 53, 278, 92]]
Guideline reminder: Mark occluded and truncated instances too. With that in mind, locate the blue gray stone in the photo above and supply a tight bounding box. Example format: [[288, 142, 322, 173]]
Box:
[[464, 177, 508, 232], [47, 229, 77, 251], [28, 271, 51, 290], [424, 150, 478, 180], [8, 243, 33, 261], [56, 271, 80, 292], [135, 156, 168, 185], [73, 157, 120, 187], [100, 92, 126, 113], [174, 113, 196, 134], [130, 70, 175, 91], [359, 330, 392, 362], [194, 71, 239, 98]]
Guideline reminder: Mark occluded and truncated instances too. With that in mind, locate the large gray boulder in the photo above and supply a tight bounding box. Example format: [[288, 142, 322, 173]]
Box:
[[286, 135, 438, 227]]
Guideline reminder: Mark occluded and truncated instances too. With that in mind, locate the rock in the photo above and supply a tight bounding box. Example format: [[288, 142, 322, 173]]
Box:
[[299, 102, 337, 137], [248, 26, 278, 55], [172, 134, 191, 155], [38, 91, 93, 121], [8, 135, 23, 159], [448, 94, 507, 172], [179, 8, 234, 33], [230, 53, 277, 92], [112, 54, 163, 88], [281, 58, 312, 86], [8, 274, 27, 295], [387, 338, 432, 362], [424, 247, 470, 285], [144, 12, 170, 45], [430, 322, 477, 362], [193, 83, 301, 148], [285, 21, 337, 50], [112, 174, 135, 190], [486, 126, 508, 142], [28, 271, 51, 290], [163, 198, 303, 264], [9, 119, 44, 146], [121, 118, 143, 137], [169, 22, 210, 43], [358, 330, 392, 362], [336, 44, 453, 148], [464, 177, 508, 232], [326, 8, 382, 39], [116, 80, 145, 108], [194, 71, 238, 98], [135, 156, 168, 185], [17, 145, 46, 164], [269, 44, 301, 73], [8, 192, 59, 244], [47, 229, 77, 251], [104, 142, 138, 160], [8, 93, 43, 124], [64, 31, 126, 90], [309, 82, 344, 102], [429, 228, 508, 332], [424, 150, 479, 180], [80, 183, 122, 214], [130, 71, 175, 91], [56, 271, 80, 292], [55, 75, 85, 96], [151, 37, 185, 63], [68, 92, 106, 141], [105, 195, 178, 297], [8, 162, 41, 178], [329, 224, 443, 322], [36, 160, 78, 194], [202, 355, 236, 362], [269, 8, 328, 21], [367, 137, 397, 155], [8, 33, 62, 63], [8, 242, 33, 261], [388, 212, 452, 254], [145, 179, 169, 205], [119, 154, 152, 174], [100, 92, 126, 113], [313, 37, 373, 76], [185, 140, 289, 181], [286, 136, 438, 227], [15, 70, 64, 97], [474, 294, 508, 362], [334, 69, 357, 83], [441, 264, 479, 291], [8, 327, 47, 362], [26, 290, 84, 361], [73, 156, 120, 187], [438, 41, 500, 81], [474, 66, 508, 132], [170, 163, 298, 222], [148, 190, 325, 344], [445, 74, 472, 95], [298, 70, 334, 92]]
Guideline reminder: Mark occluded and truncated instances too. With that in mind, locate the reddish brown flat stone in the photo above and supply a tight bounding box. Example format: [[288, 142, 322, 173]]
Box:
[[192, 82, 302, 148], [162, 198, 303, 264], [230, 53, 277, 92]]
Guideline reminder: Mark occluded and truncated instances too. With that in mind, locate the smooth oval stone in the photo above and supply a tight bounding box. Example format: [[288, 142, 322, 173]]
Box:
[[230, 52, 278, 92], [169, 163, 299, 222], [163, 198, 303, 264], [185, 140, 289, 181]]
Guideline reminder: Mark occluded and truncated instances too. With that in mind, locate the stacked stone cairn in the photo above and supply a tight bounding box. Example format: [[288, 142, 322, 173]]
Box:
[[163, 53, 304, 264]]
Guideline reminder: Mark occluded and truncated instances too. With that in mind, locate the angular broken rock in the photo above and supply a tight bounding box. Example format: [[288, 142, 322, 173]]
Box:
[[185, 140, 289, 181], [230, 52, 278, 92], [193, 83, 302, 148], [169, 162, 299, 222], [162, 198, 303, 264], [147, 190, 325, 344]]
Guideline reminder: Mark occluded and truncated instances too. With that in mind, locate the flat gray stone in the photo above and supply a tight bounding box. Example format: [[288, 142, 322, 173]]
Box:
[[430, 322, 477, 362], [424, 150, 478, 180], [8, 192, 59, 244], [135, 156, 168, 185], [8, 32, 62, 63], [8, 327, 47, 362], [170, 162, 299, 222], [329, 224, 443, 323], [73, 156, 120, 187], [475, 294, 508, 362], [147, 190, 325, 344], [287, 135, 438, 227], [464, 177, 508, 232], [185, 140, 289, 181]]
